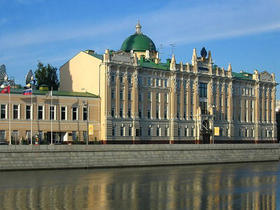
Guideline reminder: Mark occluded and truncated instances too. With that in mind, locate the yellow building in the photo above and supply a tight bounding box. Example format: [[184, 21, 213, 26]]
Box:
[[0, 89, 100, 143], [60, 22, 277, 142]]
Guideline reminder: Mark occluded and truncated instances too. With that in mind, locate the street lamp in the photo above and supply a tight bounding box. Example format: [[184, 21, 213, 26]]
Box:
[[81, 88, 89, 145], [82, 100, 89, 145]]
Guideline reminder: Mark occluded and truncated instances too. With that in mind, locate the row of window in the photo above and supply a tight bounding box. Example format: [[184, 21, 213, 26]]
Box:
[[111, 126, 196, 137], [239, 128, 273, 138], [111, 74, 169, 88], [0, 130, 87, 141], [112, 89, 170, 103], [111, 106, 169, 119], [0, 104, 88, 121]]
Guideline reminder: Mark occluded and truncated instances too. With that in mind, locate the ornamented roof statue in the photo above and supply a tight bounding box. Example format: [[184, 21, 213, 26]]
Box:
[[200, 47, 207, 58]]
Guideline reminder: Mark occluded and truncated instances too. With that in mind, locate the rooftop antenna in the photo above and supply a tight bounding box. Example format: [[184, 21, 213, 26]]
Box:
[[158, 44, 164, 57], [170, 43, 176, 57]]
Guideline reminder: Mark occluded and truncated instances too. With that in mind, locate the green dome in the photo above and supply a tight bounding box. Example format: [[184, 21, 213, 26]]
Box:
[[121, 33, 156, 52], [121, 22, 156, 52]]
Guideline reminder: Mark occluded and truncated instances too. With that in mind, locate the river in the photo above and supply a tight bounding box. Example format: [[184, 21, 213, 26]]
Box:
[[0, 161, 279, 209]]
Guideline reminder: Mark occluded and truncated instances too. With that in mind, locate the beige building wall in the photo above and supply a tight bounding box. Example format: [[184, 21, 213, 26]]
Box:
[[59, 51, 102, 95], [0, 92, 100, 143], [58, 47, 277, 142]]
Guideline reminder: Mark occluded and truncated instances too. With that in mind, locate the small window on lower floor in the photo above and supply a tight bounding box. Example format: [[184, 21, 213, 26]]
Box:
[[83, 131, 88, 141], [148, 127, 151, 136], [72, 131, 77, 140], [112, 126, 115, 136], [0, 130, 6, 140], [11, 130, 18, 141]]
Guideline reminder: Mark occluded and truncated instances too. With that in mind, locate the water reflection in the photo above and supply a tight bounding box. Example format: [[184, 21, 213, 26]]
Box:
[[0, 162, 279, 209]]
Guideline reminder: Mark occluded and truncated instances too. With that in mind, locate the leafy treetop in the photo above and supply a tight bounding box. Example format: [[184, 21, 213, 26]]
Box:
[[34, 62, 59, 90]]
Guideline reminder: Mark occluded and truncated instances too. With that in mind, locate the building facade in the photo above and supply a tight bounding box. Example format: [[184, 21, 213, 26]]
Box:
[[0, 90, 100, 143], [59, 23, 277, 142]]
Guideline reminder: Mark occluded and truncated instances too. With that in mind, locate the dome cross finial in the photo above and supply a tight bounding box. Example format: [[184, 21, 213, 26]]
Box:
[[136, 20, 142, 34]]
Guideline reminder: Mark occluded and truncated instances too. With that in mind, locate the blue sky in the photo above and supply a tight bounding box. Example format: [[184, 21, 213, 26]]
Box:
[[0, 0, 280, 98]]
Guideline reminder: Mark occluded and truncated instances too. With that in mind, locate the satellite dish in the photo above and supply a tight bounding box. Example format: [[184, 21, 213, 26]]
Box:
[[25, 70, 34, 85]]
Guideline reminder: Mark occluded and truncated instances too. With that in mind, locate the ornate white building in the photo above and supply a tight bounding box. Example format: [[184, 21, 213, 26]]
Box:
[[60, 22, 277, 142]]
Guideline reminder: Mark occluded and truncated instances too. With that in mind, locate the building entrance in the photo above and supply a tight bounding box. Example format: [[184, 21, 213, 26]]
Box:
[[201, 120, 211, 144], [46, 132, 67, 143]]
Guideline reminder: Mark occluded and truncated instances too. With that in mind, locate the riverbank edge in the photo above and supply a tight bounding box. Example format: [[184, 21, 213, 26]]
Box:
[[0, 144, 279, 171]]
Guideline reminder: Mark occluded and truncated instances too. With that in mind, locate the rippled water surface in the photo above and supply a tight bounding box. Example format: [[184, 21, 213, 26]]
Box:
[[0, 162, 279, 209]]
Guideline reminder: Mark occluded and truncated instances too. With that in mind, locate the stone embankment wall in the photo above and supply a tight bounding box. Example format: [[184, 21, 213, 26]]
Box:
[[0, 144, 279, 171]]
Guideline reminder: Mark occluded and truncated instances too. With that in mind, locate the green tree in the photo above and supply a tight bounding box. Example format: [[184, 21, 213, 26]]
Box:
[[34, 62, 59, 90]]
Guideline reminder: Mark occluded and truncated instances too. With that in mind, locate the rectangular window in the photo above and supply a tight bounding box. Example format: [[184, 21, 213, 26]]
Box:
[[72, 131, 77, 140], [38, 105, 44, 120], [165, 93, 168, 103], [156, 93, 159, 102], [50, 105, 56, 120], [26, 105, 31, 120], [72, 107, 78, 120], [111, 89, 115, 99], [156, 79, 159, 87], [156, 109, 159, 119], [136, 128, 140, 137], [61, 106, 66, 120], [111, 107, 115, 117], [164, 79, 168, 87], [11, 130, 18, 141], [156, 127, 160, 136], [138, 110, 142, 118], [120, 90, 123, 100], [120, 127, 124, 136], [128, 127, 132, 136], [148, 127, 151, 136], [1, 104, 6, 119], [119, 75, 123, 83], [147, 109, 151, 119], [83, 131, 88, 141], [139, 93, 142, 102], [111, 75, 115, 83], [128, 76, 131, 84], [120, 106, 123, 118], [128, 107, 131, 118], [128, 91, 131, 101], [112, 126, 115, 136], [199, 83, 207, 98], [13, 105, 19, 119], [83, 106, 88, 121], [0, 130, 5, 140]]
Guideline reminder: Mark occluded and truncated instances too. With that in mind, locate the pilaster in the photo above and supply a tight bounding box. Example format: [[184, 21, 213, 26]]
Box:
[[180, 78, 184, 119], [115, 70, 120, 118], [186, 79, 191, 120]]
